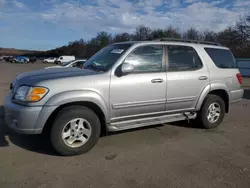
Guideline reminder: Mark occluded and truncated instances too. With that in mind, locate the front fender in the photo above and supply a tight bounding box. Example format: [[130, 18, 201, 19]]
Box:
[[44, 90, 109, 122], [195, 82, 231, 110]]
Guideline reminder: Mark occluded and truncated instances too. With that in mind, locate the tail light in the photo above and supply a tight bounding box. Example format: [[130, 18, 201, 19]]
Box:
[[236, 73, 242, 85]]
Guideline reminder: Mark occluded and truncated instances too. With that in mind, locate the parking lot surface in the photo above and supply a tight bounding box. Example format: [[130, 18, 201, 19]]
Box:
[[0, 62, 250, 188]]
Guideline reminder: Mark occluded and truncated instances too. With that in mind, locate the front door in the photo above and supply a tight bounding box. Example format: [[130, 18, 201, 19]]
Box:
[[165, 45, 209, 111], [110, 44, 167, 120]]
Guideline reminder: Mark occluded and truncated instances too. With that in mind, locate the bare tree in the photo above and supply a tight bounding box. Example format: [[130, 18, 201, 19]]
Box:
[[201, 30, 217, 42], [164, 26, 181, 39], [150, 29, 165, 39], [113, 33, 132, 42], [183, 28, 201, 40], [235, 17, 250, 51], [134, 25, 152, 40]]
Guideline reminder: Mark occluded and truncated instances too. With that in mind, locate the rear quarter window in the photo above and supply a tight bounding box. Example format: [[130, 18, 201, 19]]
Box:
[[204, 48, 237, 68]]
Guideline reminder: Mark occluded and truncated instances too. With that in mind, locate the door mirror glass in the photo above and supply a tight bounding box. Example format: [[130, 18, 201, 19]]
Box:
[[121, 63, 135, 74]]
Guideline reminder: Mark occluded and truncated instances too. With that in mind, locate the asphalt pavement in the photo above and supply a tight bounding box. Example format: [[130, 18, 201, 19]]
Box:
[[0, 61, 250, 188]]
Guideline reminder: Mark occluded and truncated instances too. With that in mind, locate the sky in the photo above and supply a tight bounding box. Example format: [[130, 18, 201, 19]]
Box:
[[0, 0, 249, 50]]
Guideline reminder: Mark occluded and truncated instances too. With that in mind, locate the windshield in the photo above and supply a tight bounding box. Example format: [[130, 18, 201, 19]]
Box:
[[83, 44, 132, 72]]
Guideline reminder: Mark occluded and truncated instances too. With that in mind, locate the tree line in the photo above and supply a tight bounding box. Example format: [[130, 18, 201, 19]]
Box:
[[35, 16, 250, 58]]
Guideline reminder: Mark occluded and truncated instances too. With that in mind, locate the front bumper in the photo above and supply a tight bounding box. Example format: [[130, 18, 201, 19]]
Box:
[[4, 94, 57, 135], [4, 94, 43, 134]]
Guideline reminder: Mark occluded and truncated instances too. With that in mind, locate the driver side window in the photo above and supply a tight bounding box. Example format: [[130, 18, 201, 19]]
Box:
[[124, 45, 163, 73]]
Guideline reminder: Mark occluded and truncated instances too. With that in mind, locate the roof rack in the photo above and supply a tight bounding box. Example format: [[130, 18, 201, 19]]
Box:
[[153, 38, 221, 46]]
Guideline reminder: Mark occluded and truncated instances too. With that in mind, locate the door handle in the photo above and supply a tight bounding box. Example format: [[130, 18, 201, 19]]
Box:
[[151, 78, 163, 83], [198, 76, 208, 80]]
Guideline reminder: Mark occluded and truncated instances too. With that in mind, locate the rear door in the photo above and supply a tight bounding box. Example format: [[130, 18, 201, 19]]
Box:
[[165, 45, 209, 111]]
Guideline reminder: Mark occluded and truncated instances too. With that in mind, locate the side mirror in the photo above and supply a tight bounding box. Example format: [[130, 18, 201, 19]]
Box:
[[121, 63, 135, 74]]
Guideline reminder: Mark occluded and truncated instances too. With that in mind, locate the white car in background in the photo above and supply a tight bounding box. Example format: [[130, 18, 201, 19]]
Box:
[[44, 59, 87, 69], [55, 56, 75, 65], [43, 57, 57, 63]]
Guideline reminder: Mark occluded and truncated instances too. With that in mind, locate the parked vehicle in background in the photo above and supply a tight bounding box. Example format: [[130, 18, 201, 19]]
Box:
[[43, 57, 57, 64], [12, 56, 29, 64], [55, 56, 75, 65], [4, 56, 14, 62], [44, 59, 87, 69], [4, 39, 244, 156], [29, 56, 37, 63]]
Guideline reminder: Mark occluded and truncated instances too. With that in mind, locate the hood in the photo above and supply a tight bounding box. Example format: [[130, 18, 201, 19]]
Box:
[[44, 65, 62, 69], [14, 67, 100, 86]]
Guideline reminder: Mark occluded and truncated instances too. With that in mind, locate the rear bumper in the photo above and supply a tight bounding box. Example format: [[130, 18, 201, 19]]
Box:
[[230, 89, 244, 103]]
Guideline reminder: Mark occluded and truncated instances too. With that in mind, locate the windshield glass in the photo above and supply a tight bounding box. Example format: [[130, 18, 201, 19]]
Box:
[[83, 44, 132, 72]]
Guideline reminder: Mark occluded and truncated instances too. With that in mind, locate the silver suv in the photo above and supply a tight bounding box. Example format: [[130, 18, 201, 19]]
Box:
[[4, 39, 244, 156]]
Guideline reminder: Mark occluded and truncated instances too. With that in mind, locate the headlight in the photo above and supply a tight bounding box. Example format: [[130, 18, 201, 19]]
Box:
[[15, 86, 48, 102]]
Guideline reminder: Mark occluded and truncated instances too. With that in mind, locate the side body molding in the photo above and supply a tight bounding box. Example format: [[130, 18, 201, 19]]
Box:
[[44, 90, 110, 122], [195, 82, 231, 111]]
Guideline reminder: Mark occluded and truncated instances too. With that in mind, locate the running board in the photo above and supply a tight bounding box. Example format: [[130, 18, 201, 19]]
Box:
[[107, 112, 197, 132]]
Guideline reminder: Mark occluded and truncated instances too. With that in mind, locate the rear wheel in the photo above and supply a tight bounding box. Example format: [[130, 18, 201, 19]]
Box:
[[197, 94, 225, 129], [50, 106, 101, 156]]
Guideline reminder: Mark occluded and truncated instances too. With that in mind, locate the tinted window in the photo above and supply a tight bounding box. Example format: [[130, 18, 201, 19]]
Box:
[[205, 48, 236, 68], [167, 45, 202, 71], [124, 45, 163, 72]]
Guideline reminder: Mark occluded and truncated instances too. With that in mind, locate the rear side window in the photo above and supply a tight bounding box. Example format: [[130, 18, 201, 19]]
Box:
[[167, 45, 203, 71], [204, 48, 237, 68]]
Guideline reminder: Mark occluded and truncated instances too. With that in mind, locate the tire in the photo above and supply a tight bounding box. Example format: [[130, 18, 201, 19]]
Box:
[[196, 94, 225, 129], [50, 106, 101, 156], [43, 61, 48, 64]]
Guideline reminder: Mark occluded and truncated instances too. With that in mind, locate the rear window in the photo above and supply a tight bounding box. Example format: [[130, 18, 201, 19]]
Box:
[[204, 48, 237, 68]]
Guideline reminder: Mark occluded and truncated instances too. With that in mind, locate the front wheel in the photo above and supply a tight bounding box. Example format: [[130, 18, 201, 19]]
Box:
[[50, 106, 101, 156], [196, 94, 225, 129]]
